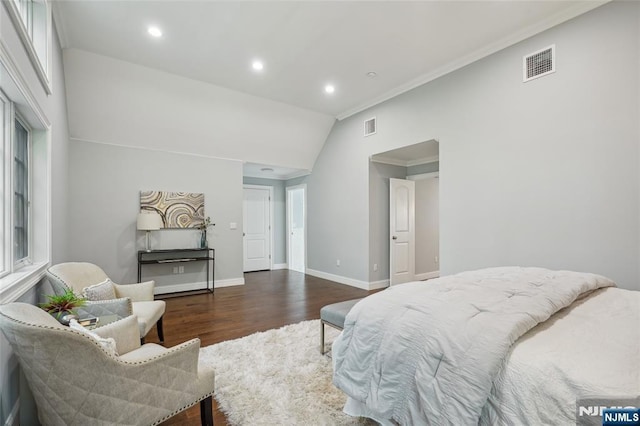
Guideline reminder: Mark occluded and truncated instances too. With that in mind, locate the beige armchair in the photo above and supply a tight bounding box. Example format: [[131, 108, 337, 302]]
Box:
[[47, 262, 166, 343], [0, 303, 214, 425]]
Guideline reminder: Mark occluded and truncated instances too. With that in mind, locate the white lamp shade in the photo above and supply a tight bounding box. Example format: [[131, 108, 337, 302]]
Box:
[[137, 212, 163, 231]]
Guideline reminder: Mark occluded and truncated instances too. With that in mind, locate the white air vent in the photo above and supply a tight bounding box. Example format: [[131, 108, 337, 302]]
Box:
[[523, 45, 555, 82], [364, 117, 376, 137]]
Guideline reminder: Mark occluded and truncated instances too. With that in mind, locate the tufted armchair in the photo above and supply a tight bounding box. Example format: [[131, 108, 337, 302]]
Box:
[[0, 303, 214, 426], [47, 262, 166, 343]]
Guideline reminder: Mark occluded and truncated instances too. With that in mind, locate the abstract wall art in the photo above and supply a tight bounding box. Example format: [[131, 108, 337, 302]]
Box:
[[140, 191, 205, 228]]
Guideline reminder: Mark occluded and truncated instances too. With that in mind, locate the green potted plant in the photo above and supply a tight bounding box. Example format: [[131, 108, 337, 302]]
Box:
[[40, 289, 86, 325]]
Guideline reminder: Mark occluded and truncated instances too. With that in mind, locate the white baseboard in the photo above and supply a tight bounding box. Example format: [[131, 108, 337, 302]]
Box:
[[5, 401, 18, 426], [272, 263, 288, 270], [369, 279, 390, 290], [415, 271, 440, 281], [215, 277, 245, 288], [305, 269, 388, 291], [154, 278, 245, 294]]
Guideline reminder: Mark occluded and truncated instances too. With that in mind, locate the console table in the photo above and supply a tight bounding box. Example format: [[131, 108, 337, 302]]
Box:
[[137, 248, 214, 293]]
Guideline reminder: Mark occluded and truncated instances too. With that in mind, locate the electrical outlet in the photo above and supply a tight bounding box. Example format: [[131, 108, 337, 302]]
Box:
[[172, 266, 179, 274], [336, 259, 340, 267], [179, 265, 185, 273], [373, 263, 378, 272], [435, 256, 439, 263]]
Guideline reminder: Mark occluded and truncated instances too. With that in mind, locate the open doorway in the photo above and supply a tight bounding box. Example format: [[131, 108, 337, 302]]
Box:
[[286, 184, 306, 273], [369, 140, 440, 285]]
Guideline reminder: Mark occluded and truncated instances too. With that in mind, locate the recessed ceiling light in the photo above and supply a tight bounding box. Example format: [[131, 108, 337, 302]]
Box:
[[367, 71, 377, 78], [148, 26, 162, 38], [252, 60, 264, 71], [324, 84, 335, 94]]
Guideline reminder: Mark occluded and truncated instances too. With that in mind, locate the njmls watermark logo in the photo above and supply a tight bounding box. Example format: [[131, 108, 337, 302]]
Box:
[[577, 397, 640, 426]]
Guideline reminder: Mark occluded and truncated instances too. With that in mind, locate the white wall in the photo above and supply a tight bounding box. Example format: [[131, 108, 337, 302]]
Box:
[[307, 2, 640, 290], [63, 48, 335, 171], [68, 141, 244, 287]]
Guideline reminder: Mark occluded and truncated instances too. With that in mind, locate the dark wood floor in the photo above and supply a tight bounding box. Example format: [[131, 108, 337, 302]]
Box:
[[154, 269, 376, 426]]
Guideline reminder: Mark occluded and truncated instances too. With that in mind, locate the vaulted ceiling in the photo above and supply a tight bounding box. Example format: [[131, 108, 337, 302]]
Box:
[[53, 1, 606, 120]]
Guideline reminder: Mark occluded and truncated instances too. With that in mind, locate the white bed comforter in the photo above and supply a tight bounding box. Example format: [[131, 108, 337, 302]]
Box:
[[332, 267, 616, 425]]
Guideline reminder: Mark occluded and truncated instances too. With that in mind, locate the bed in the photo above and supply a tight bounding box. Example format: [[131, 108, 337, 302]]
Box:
[[332, 267, 640, 425]]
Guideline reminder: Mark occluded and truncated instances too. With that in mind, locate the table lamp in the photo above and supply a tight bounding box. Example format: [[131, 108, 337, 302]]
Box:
[[137, 211, 163, 251]]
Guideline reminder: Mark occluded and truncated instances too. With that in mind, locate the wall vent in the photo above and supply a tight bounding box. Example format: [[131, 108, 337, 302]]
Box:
[[364, 117, 376, 137], [523, 45, 555, 82]]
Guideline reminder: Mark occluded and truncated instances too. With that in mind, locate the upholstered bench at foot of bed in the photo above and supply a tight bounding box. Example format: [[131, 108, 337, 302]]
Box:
[[320, 298, 363, 355]]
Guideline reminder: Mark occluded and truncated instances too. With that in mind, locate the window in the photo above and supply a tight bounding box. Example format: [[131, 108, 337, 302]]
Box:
[[5, 0, 51, 93], [0, 90, 37, 281], [0, 39, 50, 302], [13, 117, 30, 266]]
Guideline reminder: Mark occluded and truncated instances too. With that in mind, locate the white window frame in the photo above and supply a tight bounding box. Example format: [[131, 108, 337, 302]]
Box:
[[13, 113, 32, 269], [3, 0, 52, 94], [0, 50, 51, 303], [0, 90, 11, 277]]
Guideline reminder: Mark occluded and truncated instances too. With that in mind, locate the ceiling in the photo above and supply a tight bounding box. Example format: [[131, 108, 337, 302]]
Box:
[[52, 1, 606, 120], [243, 162, 311, 181]]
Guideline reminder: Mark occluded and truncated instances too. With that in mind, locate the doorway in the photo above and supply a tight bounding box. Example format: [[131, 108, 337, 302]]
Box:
[[369, 140, 440, 285], [243, 185, 273, 272], [286, 184, 306, 273]]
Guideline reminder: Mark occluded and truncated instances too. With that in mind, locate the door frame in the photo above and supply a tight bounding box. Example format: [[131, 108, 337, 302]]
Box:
[[286, 184, 307, 273], [243, 184, 275, 271]]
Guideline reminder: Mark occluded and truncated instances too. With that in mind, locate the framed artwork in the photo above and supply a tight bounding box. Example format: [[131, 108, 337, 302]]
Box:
[[140, 190, 205, 228]]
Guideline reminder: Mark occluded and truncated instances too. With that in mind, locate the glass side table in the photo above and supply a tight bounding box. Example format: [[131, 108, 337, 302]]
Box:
[[80, 314, 121, 330]]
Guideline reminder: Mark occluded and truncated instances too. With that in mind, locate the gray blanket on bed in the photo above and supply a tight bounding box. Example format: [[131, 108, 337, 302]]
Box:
[[332, 267, 615, 425]]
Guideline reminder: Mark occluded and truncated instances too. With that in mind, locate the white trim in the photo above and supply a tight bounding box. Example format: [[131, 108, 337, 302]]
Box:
[[214, 277, 245, 288], [282, 169, 311, 180], [369, 279, 390, 290], [243, 184, 274, 270], [415, 271, 440, 281], [154, 277, 245, 294], [0, 40, 51, 128], [286, 184, 307, 274], [242, 168, 311, 181], [0, 261, 48, 303], [371, 155, 439, 168], [2, 0, 52, 95], [154, 281, 209, 295], [272, 263, 288, 270], [306, 268, 384, 291], [4, 400, 19, 426], [69, 137, 244, 165], [407, 172, 439, 181], [406, 155, 439, 167], [336, 1, 608, 120]]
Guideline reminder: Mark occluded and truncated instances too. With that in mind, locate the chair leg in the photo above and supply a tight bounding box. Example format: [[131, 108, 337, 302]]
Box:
[[157, 315, 165, 344], [320, 321, 325, 354], [200, 396, 213, 426]]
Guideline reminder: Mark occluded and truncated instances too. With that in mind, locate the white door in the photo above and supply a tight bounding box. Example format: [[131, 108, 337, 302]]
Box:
[[390, 178, 415, 285], [286, 185, 306, 273], [243, 186, 272, 272]]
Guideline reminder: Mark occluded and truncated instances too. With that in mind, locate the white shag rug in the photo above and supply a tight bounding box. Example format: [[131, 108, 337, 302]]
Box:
[[198, 320, 373, 426]]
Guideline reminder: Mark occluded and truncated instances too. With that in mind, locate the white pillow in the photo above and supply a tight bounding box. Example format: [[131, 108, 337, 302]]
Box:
[[82, 279, 117, 300], [69, 319, 118, 356]]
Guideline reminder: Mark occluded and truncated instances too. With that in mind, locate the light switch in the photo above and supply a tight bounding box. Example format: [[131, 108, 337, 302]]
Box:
[[230, 222, 237, 230]]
